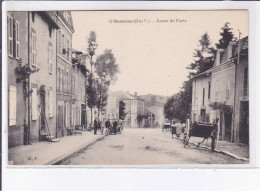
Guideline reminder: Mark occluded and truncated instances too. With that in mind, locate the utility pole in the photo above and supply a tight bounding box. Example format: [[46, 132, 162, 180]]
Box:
[[232, 29, 241, 143]]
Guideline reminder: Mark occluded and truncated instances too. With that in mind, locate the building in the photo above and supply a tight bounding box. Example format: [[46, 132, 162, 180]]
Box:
[[7, 11, 60, 147], [8, 11, 29, 147], [103, 91, 120, 121], [139, 94, 167, 127], [71, 49, 88, 130], [56, 11, 74, 137], [191, 36, 248, 143]]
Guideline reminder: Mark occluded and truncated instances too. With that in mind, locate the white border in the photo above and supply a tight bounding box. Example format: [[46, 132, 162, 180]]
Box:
[[2, 1, 260, 190]]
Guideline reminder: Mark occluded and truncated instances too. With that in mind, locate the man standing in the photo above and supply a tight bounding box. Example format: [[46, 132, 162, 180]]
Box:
[[113, 120, 118, 134], [94, 118, 98, 135], [105, 118, 111, 134]]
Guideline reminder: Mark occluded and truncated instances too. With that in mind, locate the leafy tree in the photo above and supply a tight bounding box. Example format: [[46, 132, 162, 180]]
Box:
[[94, 49, 119, 118], [94, 49, 119, 82], [216, 22, 234, 49], [96, 80, 109, 119], [86, 73, 97, 128], [119, 100, 126, 120]]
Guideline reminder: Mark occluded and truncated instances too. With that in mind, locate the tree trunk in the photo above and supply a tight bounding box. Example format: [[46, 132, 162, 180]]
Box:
[[90, 107, 93, 131]]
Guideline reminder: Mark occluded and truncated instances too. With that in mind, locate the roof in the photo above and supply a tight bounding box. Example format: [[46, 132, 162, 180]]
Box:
[[192, 36, 248, 80]]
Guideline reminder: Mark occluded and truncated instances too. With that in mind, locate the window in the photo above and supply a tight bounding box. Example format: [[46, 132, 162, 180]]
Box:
[[49, 89, 54, 117], [62, 34, 65, 54], [8, 16, 13, 57], [32, 87, 38, 120], [66, 72, 69, 92], [208, 81, 211, 99], [67, 39, 70, 60], [8, 16, 19, 58], [31, 30, 37, 66], [57, 68, 60, 91], [226, 79, 231, 99], [48, 44, 54, 74], [215, 80, 219, 100], [15, 20, 19, 58], [9, 85, 16, 126], [202, 88, 205, 105], [61, 70, 64, 92]]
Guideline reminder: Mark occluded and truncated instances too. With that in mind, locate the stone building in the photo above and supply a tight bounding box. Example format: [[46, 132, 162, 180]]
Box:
[[8, 11, 29, 147], [191, 36, 248, 143], [56, 11, 74, 137], [7, 11, 60, 147], [71, 49, 87, 130], [139, 94, 167, 127], [103, 91, 120, 122]]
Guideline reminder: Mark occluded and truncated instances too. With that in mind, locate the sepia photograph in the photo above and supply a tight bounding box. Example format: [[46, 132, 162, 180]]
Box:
[[6, 9, 249, 166]]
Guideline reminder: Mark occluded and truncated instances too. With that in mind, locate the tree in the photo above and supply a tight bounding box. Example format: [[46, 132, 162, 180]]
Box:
[[94, 49, 119, 82], [216, 22, 234, 49], [96, 79, 109, 119], [86, 73, 97, 129], [187, 32, 216, 77], [86, 31, 98, 129], [119, 100, 126, 120], [94, 49, 119, 118]]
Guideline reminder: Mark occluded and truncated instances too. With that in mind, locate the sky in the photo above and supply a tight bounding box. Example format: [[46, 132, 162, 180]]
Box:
[[71, 10, 248, 97]]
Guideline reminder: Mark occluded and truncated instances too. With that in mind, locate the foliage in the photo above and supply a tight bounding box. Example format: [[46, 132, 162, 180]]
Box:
[[87, 31, 98, 57], [186, 32, 216, 77], [86, 73, 97, 109], [119, 100, 126, 120], [209, 101, 233, 115], [94, 49, 119, 82], [15, 58, 39, 97], [216, 22, 234, 49], [96, 80, 109, 113]]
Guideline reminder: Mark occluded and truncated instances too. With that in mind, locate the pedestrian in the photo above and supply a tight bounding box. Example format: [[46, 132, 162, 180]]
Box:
[[113, 119, 118, 134], [98, 119, 101, 134], [94, 118, 98, 135], [105, 118, 111, 135]]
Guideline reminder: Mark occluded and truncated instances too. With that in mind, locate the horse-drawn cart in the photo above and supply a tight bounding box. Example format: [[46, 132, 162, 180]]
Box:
[[183, 119, 219, 151]]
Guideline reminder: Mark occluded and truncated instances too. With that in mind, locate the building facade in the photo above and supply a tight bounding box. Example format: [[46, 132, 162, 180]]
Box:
[[56, 11, 74, 137], [7, 11, 60, 147], [71, 49, 87, 130], [8, 12, 29, 147], [191, 37, 248, 143]]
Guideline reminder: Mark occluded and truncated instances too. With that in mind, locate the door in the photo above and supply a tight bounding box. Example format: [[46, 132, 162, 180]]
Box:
[[224, 111, 232, 142], [81, 104, 86, 126], [239, 101, 249, 144], [200, 109, 206, 122], [57, 105, 64, 137]]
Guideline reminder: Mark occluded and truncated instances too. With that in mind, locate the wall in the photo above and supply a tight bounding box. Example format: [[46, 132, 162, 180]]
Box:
[[29, 12, 57, 141], [8, 12, 29, 147]]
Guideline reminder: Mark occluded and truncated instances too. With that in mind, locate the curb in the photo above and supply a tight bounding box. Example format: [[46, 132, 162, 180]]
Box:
[[45, 135, 106, 165], [165, 133, 249, 162]]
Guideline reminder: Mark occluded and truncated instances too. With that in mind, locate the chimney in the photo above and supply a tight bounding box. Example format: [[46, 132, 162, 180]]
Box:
[[214, 49, 224, 67], [228, 41, 236, 59]]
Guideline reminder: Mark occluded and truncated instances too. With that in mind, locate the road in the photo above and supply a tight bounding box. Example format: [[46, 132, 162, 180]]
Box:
[[60, 128, 246, 165]]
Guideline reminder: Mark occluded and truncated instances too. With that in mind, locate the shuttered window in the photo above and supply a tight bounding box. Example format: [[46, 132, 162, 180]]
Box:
[[8, 16, 13, 57], [32, 87, 38, 120], [9, 86, 17, 126], [49, 90, 54, 117], [31, 30, 37, 66], [48, 44, 54, 74], [15, 20, 20, 59]]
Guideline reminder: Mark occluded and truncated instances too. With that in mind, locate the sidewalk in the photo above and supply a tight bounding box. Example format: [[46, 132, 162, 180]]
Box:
[[8, 131, 105, 165], [164, 132, 249, 161]]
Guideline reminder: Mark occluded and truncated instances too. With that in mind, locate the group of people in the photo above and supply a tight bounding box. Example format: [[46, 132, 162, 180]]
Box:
[[93, 118, 121, 135]]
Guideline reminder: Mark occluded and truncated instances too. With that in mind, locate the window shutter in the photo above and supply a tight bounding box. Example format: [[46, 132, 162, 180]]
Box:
[[9, 86, 17, 126], [49, 90, 54, 117], [32, 87, 38, 120], [16, 20, 20, 58], [8, 16, 14, 57]]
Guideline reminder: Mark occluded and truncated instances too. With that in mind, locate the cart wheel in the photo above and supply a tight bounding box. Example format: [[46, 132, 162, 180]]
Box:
[[211, 136, 217, 151], [183, 136, 187, 148]]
